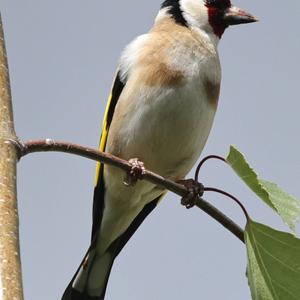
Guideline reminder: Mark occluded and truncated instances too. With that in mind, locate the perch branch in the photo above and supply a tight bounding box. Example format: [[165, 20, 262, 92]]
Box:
[[19, 139, 245, 243]]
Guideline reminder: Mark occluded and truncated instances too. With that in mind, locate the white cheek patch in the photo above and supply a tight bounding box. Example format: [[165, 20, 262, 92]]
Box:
[[180, 0, 209, 28]]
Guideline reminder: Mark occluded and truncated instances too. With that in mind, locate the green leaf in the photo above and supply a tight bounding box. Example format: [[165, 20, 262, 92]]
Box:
[[260, 180, 300, 232], [245, 221, 300, 300], [226, 146, 300, 232]]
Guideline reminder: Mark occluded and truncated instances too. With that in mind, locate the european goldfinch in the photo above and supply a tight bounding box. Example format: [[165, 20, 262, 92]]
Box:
[[62, 0, 257, 299]]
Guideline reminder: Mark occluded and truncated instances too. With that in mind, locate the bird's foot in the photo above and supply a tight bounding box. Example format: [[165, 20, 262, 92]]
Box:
[[177, 179, 204, 209], [124, 158, 146, 186]]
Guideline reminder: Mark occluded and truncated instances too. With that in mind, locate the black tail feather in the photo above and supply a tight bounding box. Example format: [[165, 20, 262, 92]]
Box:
[[62, 197, 161, 300]]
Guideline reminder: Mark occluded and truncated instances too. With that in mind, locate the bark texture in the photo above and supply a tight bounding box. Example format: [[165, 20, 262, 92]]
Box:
[[0, 14, 24, 300]]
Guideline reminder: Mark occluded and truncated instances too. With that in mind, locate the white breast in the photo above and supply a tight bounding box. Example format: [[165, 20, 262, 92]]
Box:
[[114, 27, 221, 179], [119, 79, 215, 179]]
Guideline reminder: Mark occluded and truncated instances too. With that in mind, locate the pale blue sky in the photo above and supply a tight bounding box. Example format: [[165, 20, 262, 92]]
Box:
[[0, 1, 300, 299]]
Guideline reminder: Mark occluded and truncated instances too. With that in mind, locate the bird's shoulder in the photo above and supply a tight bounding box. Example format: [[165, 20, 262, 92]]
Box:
[[119, 16, 220, 89]]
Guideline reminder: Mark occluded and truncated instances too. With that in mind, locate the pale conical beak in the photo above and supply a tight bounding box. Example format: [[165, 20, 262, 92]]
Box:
[[223, 6, 258, 26]]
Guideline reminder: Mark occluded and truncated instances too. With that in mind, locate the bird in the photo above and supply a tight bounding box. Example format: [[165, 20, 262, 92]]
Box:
[[62, 0, 257, 299]]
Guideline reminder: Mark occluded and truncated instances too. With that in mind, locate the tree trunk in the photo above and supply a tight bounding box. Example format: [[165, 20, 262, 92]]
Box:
[[0, 13, 24, 300]]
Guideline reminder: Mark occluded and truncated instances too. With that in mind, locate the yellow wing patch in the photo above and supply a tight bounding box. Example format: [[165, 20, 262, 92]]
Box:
[[94, 93, 113, 186]]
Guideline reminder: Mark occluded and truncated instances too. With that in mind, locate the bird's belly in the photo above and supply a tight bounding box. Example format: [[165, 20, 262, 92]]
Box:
[[119, 86, 216, 179], [100, 85, 216, 252]]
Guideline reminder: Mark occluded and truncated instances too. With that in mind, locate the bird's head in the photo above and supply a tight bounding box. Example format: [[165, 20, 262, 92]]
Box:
[[161, 0, 258, 38]]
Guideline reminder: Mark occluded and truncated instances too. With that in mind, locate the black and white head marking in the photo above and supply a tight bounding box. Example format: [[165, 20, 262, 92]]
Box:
[[160, 0, 256, 39], [160, 0, 231, 38], [161, 0, 188, 27]]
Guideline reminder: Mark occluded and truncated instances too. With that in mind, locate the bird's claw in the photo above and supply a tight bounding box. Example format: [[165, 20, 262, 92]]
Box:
[[177, 179, 204, 209], [124, 158, 146, 186]]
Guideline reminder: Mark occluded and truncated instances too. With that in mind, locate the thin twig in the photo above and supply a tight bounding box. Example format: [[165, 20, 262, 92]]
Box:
[[19, 139, 245, 243], [195, 155, 226, 182], [204, 187, 250, 222]]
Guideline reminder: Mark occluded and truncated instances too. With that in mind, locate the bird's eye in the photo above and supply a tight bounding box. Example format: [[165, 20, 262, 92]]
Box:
[[205, 0, 231, 10]]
